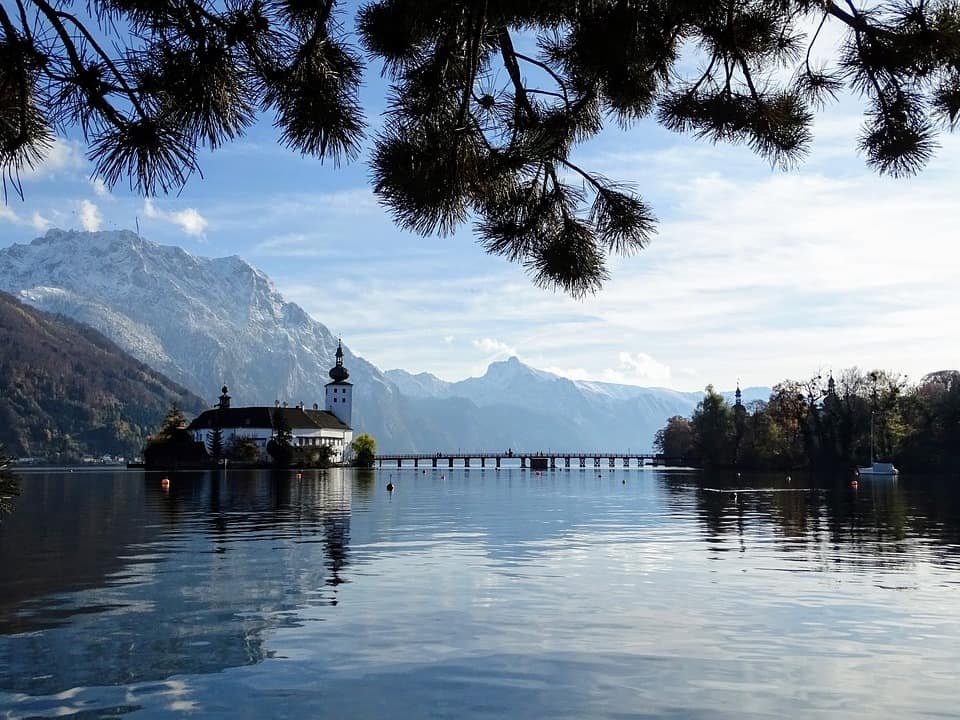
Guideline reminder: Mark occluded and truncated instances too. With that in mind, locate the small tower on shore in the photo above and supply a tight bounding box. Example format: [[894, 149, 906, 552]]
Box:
[[218, 385, 231, 410], [324, 338, 353, 426]]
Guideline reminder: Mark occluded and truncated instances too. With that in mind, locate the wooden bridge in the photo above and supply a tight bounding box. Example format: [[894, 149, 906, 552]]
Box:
[[374, 451, 684, 470]]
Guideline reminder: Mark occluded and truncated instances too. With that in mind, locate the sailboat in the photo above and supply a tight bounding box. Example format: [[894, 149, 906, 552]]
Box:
[[857, 413, 898, 477]]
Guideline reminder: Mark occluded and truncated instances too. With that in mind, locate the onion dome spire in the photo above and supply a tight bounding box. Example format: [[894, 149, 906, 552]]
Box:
[[218, 385, 231, 409], [328, 338, 349, 382]]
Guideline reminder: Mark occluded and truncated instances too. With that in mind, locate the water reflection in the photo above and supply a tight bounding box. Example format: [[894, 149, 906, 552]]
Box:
[[0, 470, 355, 696], [0, 468, 958, 718], [658, 471, 960, 572]]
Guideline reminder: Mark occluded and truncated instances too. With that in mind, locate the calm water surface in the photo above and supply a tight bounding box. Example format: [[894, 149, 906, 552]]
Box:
[[1, 468, 959, 718]]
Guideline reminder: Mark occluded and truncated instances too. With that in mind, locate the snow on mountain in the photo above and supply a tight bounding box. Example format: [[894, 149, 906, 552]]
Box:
[[384, 369, 451, 399], [0, 229, 413, 448], [387, 357, 772, 450], [0, 229, 771, 453]]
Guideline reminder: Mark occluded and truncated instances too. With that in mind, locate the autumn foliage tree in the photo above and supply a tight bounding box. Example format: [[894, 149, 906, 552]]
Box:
[[351, 432, 376, 468], [654, 415, 695, 462], [655, 368, 960, 472], [4, 1, 960, 293]]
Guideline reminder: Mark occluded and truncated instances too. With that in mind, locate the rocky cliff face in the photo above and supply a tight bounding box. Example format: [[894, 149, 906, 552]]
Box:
[[0, 229, 767, 452], [0, 229, 410, 447]]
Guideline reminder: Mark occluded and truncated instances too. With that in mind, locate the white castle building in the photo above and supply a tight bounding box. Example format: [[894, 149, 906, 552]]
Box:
[[189, 340, 354, 462]]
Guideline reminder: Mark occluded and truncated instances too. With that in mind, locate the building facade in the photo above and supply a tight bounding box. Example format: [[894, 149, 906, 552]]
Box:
[[188, 340, 355, 463]]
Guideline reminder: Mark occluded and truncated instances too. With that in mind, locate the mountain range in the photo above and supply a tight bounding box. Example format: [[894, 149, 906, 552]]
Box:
[[0, 229, 766, 453], [0, 290, 204, 459]]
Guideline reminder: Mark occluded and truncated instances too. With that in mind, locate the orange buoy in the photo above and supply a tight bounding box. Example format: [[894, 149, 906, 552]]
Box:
[[295, 472, 302, 479], [851, 479, 859, 488], [160, 477, 170, 489]]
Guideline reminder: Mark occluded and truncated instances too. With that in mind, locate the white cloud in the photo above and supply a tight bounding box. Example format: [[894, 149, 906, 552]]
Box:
[[144, 198, 208, 237], [253, 232, 332, 257], [24, 138, 85, 180], [31, 212, 51, 230], [90, 177, 110, 197], [0, 206, 52, 231], [78, 200, 102, 231], [472, 338, 517, 358], [0, 205, 19, 224], [614, 352, 673, 384], [545, 352, 672, 386]]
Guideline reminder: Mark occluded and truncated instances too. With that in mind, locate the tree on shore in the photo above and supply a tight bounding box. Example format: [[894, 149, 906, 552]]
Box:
[[5, 1, 960, 293], [654, 416, 695, 462], [143, 403, 205, 467], [267, 411, 294, 466], [351, 433, 377, 468], [224, 435, 261, 463], [691, 386, 734, 468], [655, 368, 960, 472], [293, 443, 335, 469], [0, 443, 20, 516]]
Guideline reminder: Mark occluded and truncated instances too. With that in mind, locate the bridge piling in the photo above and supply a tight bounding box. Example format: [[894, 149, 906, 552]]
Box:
[[372, 452, 680, 471]]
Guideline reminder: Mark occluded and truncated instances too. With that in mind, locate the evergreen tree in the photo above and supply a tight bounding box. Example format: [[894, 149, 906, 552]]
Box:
[[656, 366, 960, 472], [207, 426, 224, 463], [691, 386, 735, 468], [143, 402, 205, 468], [267, 410, 294, 466], [158, 404, 188, 438], [4, 1, 960, 293]]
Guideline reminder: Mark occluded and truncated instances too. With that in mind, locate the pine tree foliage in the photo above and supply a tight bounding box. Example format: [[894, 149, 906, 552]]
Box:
[[3, 1, 960, 293], [158, 404, 188, 436], [206, 425, 224, 461], [657, 367, 960, 471]]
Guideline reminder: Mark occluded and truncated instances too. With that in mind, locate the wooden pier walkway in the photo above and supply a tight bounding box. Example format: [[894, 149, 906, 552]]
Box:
[[374, 451, 684, 470]]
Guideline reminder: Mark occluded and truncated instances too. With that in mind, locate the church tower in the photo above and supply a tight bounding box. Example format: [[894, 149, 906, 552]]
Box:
[[324, 338, 353, 426], [218, 385, 231, 410]]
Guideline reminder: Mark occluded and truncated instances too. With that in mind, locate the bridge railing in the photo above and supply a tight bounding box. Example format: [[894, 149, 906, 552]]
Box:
[[371, 451, 686, 466]]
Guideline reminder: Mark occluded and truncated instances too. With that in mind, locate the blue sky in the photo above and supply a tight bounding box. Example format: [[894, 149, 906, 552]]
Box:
[[1, 10, 958, 391]]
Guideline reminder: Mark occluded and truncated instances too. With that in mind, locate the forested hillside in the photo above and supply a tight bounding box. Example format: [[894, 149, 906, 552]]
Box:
[[655, 370, 960, 473], [0, 292, 205, 461]]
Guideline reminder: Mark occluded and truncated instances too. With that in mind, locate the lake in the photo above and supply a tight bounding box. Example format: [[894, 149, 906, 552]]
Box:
[[1, 467, 959, 718]]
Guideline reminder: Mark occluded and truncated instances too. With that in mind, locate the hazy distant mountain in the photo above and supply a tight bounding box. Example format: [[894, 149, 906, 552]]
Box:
[[387, 359, 770, 450], [0, 229, 768, 453], [0, 290, 203, 459], [393, 359, 671, 451], [385, 369, 452, 399]]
